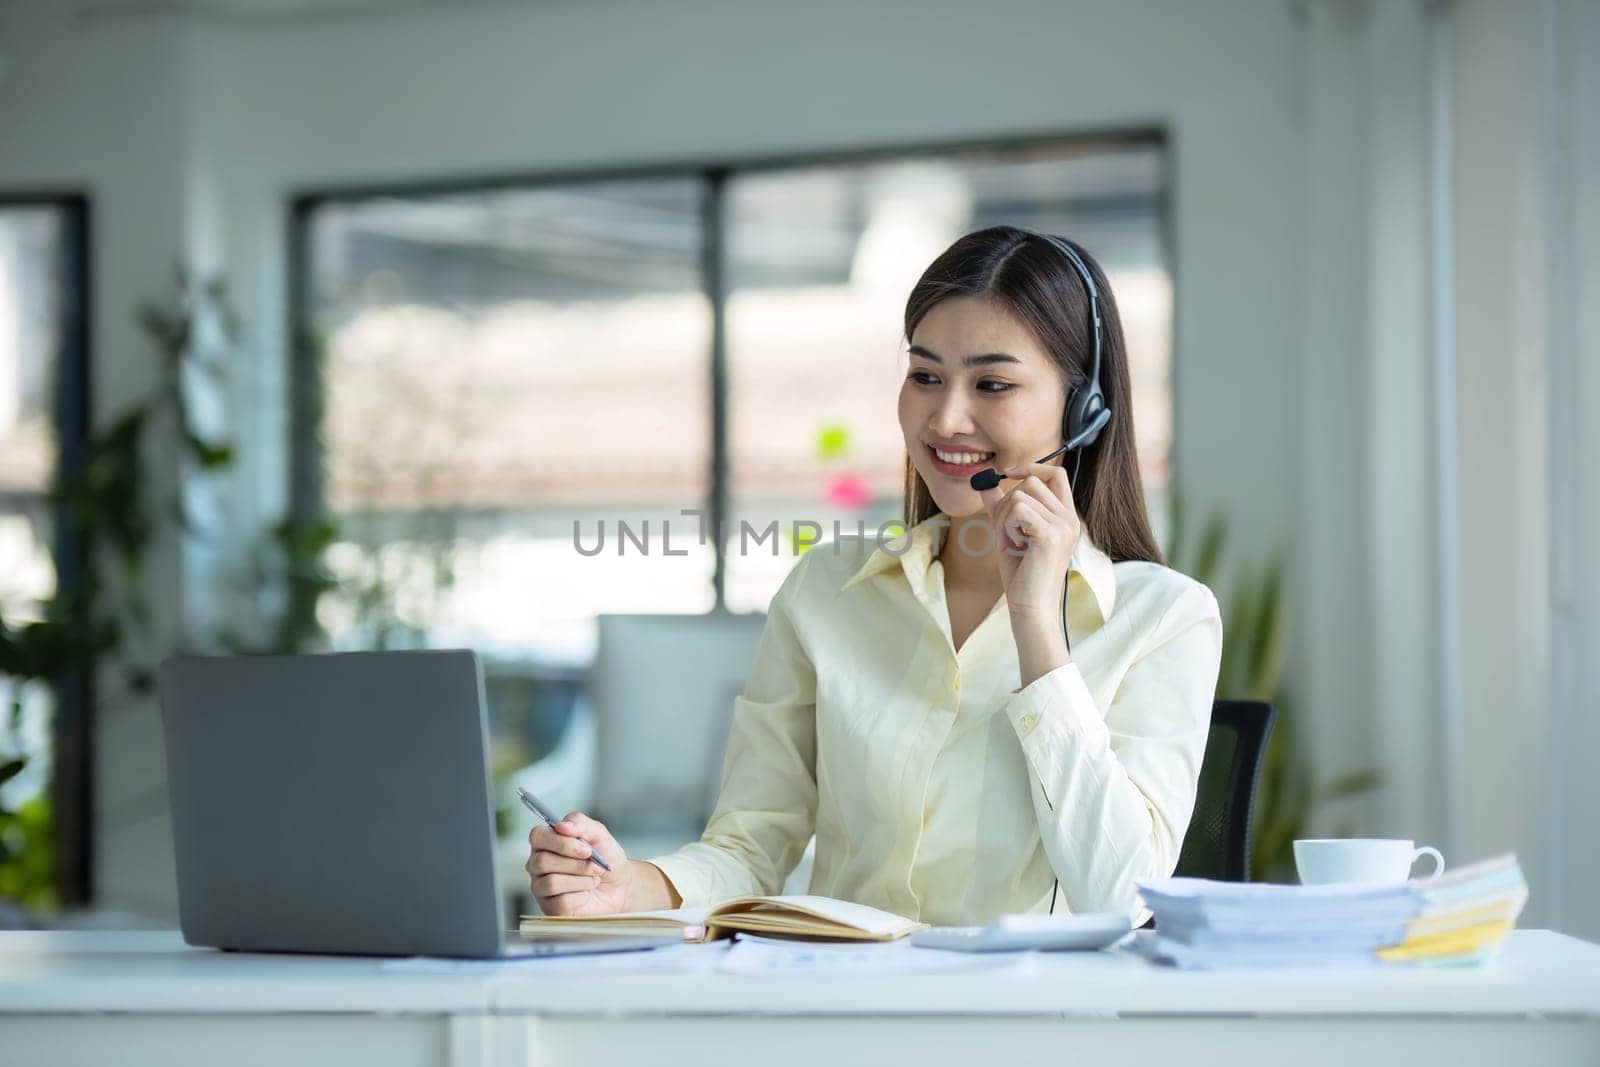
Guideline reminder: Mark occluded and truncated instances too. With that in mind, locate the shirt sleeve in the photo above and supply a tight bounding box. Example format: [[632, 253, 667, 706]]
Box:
[[1003, 581, 1223, 926], [644, 554, 819, 907]]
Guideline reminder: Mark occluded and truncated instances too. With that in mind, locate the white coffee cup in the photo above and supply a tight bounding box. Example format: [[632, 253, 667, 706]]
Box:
[[1293, 838, 1445, 886]]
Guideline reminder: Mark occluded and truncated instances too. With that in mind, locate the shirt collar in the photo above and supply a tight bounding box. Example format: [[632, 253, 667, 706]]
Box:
[[841, 512, 1118, 622]]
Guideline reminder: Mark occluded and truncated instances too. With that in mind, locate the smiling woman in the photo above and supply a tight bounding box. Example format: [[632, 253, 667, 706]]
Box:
[[900, 229, 1164, 570], [527, 226, 1222, 929]]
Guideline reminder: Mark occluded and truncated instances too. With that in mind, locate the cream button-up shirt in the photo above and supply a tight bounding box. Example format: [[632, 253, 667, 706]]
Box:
[[647, 513, 1223, 927]]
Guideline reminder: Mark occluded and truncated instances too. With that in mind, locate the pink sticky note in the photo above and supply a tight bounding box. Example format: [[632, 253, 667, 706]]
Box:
[[825, 473, 871, 510]]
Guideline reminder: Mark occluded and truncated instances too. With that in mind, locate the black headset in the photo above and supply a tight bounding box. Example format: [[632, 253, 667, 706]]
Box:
[[1038, 233, 1113, 455]]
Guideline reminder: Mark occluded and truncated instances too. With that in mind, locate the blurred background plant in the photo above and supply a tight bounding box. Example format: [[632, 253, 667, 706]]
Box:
[[0, 268, 236, 912], [1165, 486, 1384, 882], [0, 717, 51, 908], [0, 270, 351, 918]]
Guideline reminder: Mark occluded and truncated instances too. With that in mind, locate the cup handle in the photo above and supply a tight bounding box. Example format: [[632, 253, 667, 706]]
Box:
[[1411, 846, 1445, 879]]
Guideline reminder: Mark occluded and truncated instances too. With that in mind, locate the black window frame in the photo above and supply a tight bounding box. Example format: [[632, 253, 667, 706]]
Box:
[[0, 191, 94, 907], [287, 128, 1175, 612]]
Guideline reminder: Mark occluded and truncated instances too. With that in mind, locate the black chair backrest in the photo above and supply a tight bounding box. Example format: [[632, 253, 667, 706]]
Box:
[[1172, 700, 1276, 882]]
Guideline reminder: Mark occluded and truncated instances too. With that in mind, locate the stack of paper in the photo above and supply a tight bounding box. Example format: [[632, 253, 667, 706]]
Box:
[[1135, 853, 1527, 969]]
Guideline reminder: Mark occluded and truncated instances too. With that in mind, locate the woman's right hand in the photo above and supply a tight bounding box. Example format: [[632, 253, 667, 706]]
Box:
[[525, 811, 632, 917]]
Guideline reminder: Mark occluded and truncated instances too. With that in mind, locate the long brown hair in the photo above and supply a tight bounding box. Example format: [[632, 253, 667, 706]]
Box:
[[902, 225, 1164, 565]]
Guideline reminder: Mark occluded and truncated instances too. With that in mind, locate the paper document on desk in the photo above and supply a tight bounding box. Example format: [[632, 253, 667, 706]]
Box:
[[381, 942, 727, 976], [718, 934, 1033, 976], [1135, 853, 1527, 970]]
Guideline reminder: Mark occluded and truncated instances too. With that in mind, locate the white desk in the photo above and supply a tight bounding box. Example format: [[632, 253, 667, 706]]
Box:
[[3, 929, 1598, 1067]]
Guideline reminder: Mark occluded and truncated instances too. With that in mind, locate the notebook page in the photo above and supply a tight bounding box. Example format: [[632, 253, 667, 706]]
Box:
[[529, 907, 710, 925], [713, 895, 921, 936]]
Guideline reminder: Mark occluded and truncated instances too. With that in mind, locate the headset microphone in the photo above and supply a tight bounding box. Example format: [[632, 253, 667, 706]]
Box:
[[968, 440, 1070, 492], [967, 405, 1106, 491]]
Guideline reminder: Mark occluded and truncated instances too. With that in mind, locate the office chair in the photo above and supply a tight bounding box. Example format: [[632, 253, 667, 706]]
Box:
[[1139, 700, 1275, 929], [1134, 699, 1276, 930]]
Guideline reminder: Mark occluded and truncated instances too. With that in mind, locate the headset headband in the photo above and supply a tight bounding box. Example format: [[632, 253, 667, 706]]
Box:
[[1036, 232, 1104, 412]]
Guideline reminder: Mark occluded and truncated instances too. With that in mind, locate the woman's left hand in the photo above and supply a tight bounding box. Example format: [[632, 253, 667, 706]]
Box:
[[976, 462, 1082, 619]]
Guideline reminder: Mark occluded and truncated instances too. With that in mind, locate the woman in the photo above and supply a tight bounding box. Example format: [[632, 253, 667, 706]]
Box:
[[526, 226, 1223, 926]]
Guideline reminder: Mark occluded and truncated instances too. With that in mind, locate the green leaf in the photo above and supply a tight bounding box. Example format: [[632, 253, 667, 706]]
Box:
[[0, 759, 26, 787], [1220, 564, 1260, 699], [1166, 483, 1186, 568], [183, 429, 234, 469], [1245, 555, 1287, 701], [1193, 511, 1226, 588], [135, 304, 179, 350]]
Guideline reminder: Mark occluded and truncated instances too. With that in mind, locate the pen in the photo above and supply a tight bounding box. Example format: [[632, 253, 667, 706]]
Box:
[[515, 786, 613, 872]]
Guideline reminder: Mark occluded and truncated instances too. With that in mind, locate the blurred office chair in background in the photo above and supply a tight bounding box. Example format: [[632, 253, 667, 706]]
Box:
[[589, 612, 768, 845], [1175, 700, 1277, 882]]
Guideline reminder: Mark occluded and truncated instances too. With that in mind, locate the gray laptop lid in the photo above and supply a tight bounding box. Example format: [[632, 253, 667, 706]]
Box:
[[158, 649, 504, 958]]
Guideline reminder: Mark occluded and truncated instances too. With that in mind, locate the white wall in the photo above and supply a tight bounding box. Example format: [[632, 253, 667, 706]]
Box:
[[1296, 0, 1600, 935], [1358, 0, 1443, 855], [1452, 0, 1551, 929], [1558, 0, 1600, 945], [1450, 0, 1600, 939], [1295, 0, 1385, 852]]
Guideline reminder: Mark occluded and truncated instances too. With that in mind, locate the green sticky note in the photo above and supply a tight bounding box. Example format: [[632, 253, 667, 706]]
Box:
[[816, 424, 850, 459]]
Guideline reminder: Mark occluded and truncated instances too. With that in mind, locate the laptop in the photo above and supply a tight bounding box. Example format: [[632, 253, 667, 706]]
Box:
[[157, 649, 678, 959]]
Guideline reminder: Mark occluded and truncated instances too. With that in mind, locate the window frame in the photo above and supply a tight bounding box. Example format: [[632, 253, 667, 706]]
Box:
[[287, 128, 1175, 612], [0, 190, 94, 906]]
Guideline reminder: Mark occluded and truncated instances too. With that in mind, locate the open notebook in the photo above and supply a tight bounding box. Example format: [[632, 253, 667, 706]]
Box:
[[519, 894, 927, 943]]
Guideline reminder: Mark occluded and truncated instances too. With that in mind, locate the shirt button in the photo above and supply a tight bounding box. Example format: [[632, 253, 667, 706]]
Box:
[[954, 674, 962, 693], [1021, 713, 1037, 732]]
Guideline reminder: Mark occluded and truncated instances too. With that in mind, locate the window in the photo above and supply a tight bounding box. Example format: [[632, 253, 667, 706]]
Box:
[[293, 134, 1172, 803], [300, 180, 713, 779], [0, 196, 90, 907]]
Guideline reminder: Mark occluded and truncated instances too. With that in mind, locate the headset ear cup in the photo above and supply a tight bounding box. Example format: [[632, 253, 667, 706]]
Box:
[[1077, 404, 1112, 449], [1064, 385, 1110, 451]]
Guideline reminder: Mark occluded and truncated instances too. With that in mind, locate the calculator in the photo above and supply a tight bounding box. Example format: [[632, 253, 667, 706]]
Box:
[[909, 913, 1132, 952]]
